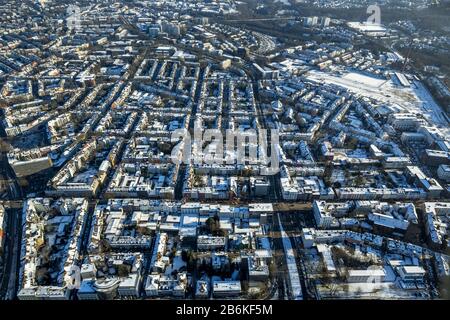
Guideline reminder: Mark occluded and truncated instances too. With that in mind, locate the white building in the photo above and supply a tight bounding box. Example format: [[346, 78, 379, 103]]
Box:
[[301, 228, 315, 249], [397, 266, 426, 282], [437, 164, 450, 182], [197, 235, 226, 250], [247, 256, 270, 283], [80, 263, 97, 280], [313, 200, 346, 228], [144, 274, 159, 297], [118, 273, 141, 297], [17, 286, 70, 300], [347, 268, 386, 283], [212, 280, 241, 298]]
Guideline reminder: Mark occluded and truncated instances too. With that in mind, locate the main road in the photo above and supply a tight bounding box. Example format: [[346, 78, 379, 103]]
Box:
[[0, 118, 24, 300]]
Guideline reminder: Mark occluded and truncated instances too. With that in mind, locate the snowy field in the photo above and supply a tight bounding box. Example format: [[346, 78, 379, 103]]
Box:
[[306, 70, 450, 132], [347, 22, 387, 34], [342, 72, 386, 88], [348, 22, 386, 32], [273, 0, 291, 5]]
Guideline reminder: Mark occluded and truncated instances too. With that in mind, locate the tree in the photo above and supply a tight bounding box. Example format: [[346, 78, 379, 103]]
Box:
[[186, 252, 196, 273], [205, 215, 222, 235], [181, 250, 189, 262], [99, 239, 112, 253], [0, 139, 12, 152], [117, 264, 130, 277], [205, 217, 216, 234], [437, 275, 450, 299], [353, 175, 365, 186], [169, 247, 177, 264]]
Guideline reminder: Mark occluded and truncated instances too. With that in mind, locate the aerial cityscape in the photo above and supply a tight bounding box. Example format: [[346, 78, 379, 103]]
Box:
[[0, 0, 449, 303]]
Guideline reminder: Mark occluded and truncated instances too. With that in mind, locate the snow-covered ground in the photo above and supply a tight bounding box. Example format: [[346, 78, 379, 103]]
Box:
[[318, 282, 424, 299], [342, 72, 386, 88], [317, 264, 430, 299], [347, 22, 387, 33], [411, 81, 449, 129], [306, 70, 449, 131], [164, 255, 187, 276]]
